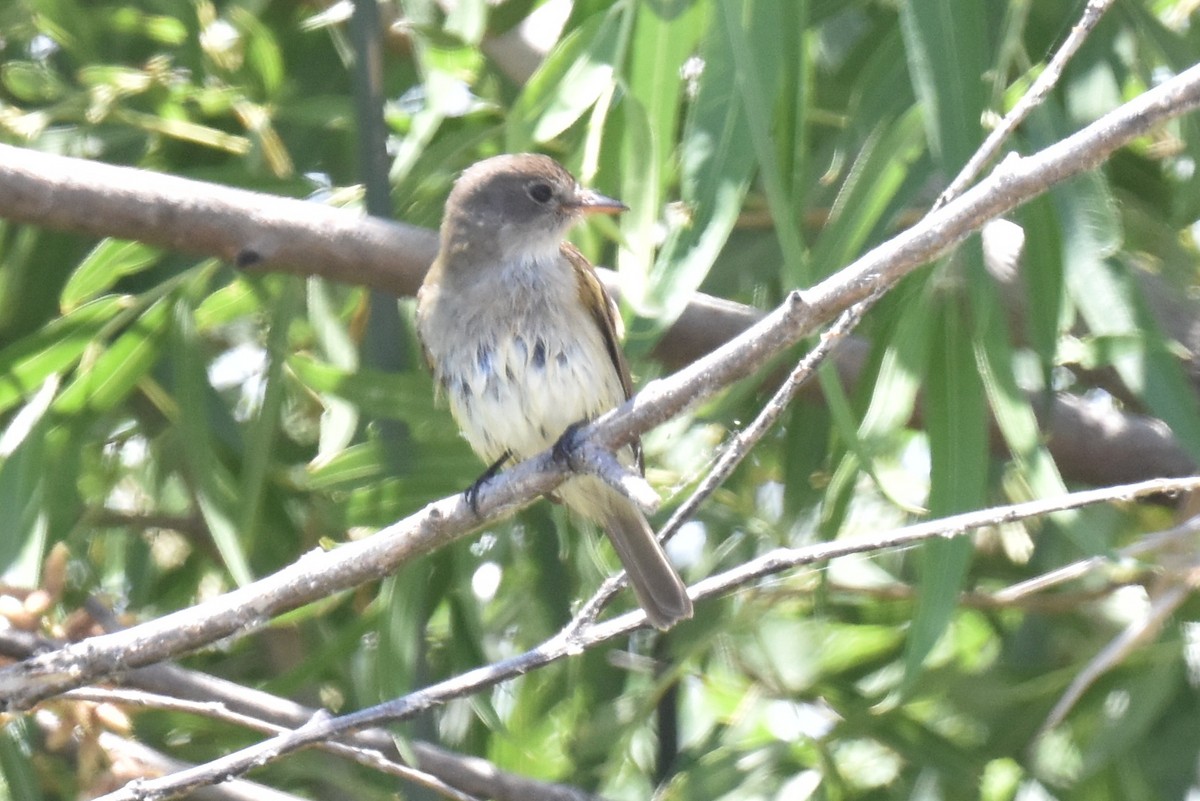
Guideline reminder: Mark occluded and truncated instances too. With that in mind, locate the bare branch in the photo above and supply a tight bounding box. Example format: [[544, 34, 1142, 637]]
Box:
[[0, 142, 438, 296], [26, 709, 306, 801], [0, 629, 606, 801], [935, 0, 1117, 208], [62, 688, 484, 801]]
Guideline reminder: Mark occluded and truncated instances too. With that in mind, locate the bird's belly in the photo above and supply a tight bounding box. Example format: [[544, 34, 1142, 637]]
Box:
[[443, 332, 624, 464]]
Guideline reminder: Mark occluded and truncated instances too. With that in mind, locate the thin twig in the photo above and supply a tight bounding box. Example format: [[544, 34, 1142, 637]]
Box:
[[37, 725, 308, 801], [0, 629, 607, 801], [934, 0, 1117, 209], [992, 515, 1200, 603], [62, 688, 484, 801], [790, 578, 1140, 615], [1035, 566, 1200, 739]]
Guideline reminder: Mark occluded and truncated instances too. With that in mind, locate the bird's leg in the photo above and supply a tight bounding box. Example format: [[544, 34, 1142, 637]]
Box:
[[466, 450, 511, 516]]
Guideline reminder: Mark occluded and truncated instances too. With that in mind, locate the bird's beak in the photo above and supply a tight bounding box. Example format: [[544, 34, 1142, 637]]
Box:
[[567, 188, 628, 215]]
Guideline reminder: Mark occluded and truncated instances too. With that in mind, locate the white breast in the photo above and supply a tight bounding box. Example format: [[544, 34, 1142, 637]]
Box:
[[419, 252, 627, 464]]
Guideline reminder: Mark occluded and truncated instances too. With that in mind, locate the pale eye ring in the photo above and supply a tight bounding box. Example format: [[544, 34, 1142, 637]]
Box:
[[527, 182, 554, 203]]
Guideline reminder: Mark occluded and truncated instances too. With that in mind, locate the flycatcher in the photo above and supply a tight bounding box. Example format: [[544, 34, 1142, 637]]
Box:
[[416, 154, 693, 630]]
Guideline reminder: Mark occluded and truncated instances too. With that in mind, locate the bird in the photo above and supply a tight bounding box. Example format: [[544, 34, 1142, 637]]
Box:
[[416, 153, 693, 630]]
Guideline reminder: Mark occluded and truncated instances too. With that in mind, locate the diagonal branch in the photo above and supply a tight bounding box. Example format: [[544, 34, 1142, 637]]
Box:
[[934, 0, 1117, 209], [563, 0, 1123, 628], [61, 687, 486, 801]]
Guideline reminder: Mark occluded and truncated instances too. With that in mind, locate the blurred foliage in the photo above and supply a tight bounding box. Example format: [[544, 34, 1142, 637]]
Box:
[[2, 0, 1200, 799]]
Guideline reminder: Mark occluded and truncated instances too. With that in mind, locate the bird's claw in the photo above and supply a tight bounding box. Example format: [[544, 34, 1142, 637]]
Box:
[[465, 451, 511, 517]]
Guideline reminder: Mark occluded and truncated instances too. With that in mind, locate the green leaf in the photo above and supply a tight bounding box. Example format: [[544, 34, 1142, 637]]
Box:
[[614, 2, 706, 301], [717, 0, 806, 283], [230, 7, 285, 96], [860, 286, 934, 443], [1016, 196, 1067, 372], [0, 426, 48, 584], [236, 280, 301, 552], [970, 257, 1094, 549], [906, 278, 988, 680], [302, 441, 391, 491], [195, 278, 263, 330], [60, 238, 162, 312], [487, 0, 542, 35], [625, 1, 704, 179], [75, 64, 152, 92], [0, 296, 126, 417], [53, 296, 170, 414], [853, 281, 937, 511], [105, 7, 189, 44], [809, 106, 926, 278], [899, 0, 989, 168], [444, 0, 489, 44], [506, 6, 623, 151], [306, 279, 360, 458], [0, 719, 44, 801], [636, 1, 758, 330], [172, 298, 255, 587], [0, 61, 67, 102], [301, 435, 473, 494], [196, 487, 254, 587], [288, 355, 445, 422], [613, 94, 656, 298]]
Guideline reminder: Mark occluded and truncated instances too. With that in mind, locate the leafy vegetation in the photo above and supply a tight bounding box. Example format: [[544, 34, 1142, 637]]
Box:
[[2, 0, 1200, 799]]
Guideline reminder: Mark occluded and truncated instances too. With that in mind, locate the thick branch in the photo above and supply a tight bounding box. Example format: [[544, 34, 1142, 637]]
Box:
[[0, 143, 438, 296]]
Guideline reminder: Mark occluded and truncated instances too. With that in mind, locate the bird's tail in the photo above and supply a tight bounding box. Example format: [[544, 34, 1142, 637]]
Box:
[[562, 477, 693, 630]]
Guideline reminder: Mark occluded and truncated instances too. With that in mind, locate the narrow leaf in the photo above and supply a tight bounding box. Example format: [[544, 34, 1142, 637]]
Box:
[[61, 239, 161, 312]]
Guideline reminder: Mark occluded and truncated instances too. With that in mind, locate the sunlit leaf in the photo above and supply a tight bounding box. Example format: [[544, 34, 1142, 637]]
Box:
[[506, 5, 623, 150], [907, 281, 988, 680], [0, 296, 127, 416], [54, 296, 170, 414], [0, 61, 67, 102], [60, 238, 161, 312]]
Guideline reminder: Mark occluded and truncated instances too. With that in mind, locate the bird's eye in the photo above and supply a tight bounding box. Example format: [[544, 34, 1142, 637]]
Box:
[[527, 182, 554, 203]]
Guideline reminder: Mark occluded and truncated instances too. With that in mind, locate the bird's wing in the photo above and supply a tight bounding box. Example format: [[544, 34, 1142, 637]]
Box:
[[562, 242, 643, 470], [562, 243, 632, 399]]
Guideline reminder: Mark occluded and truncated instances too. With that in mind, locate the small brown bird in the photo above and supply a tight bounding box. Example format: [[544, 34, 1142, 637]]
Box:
[[416, 154, 693, 630]]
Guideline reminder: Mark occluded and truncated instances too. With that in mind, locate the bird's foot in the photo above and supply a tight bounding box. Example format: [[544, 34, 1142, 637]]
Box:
[[552, 420, 589, 472]]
